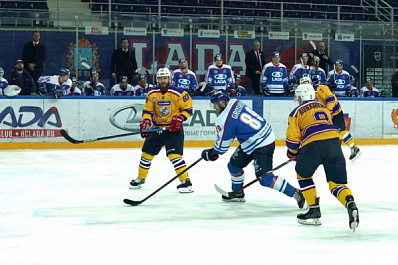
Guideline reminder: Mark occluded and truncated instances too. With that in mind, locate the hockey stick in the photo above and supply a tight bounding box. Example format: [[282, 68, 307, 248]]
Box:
[[309, 40, 317, 51], [214, 159, 292, 198], [124, 157, 203, 206], [60, 128, 164, 144]]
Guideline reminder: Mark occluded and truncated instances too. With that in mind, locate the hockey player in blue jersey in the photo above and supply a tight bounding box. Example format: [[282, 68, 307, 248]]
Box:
[[260, 51, 288, 96], [308, 55, 326, 85], [201, 90, 306, 208], [37, 68, 72, 98], [288, 52, 310, 92], [205, 54, 235, 94], [0, 67, 9, 95], [326, 60, 351, 97], [171, 58, 198, 96]]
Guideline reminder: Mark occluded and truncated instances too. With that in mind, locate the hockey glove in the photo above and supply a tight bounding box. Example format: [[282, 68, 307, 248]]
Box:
[[287, 150, 298, 161], [140, 119, 152, 139], [170, 115, 184, 132], [229, 89, 237, 96], [262, 86, 270, 96], [329, 84, 337, 93], [201, 148, 219, 161], [53, 91, 64, 99], [287, 84, 295, 93], [346, 89, 352, 97]]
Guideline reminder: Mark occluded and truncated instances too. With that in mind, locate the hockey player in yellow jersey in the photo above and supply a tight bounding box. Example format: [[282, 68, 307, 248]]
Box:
[[300, 76, 361, 161], [286, 83, 359, 231], [129, 67, 194, 193]]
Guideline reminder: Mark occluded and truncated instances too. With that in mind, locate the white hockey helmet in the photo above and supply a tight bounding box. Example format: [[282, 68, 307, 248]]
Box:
[[156, 68, 171, 79], [0, 67, 4, 78], [294, 83, 315, 102], [299, 76, 312, 85]]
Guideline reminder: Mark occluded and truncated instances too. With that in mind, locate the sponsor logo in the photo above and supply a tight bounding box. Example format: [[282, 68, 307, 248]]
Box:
[[391, 108, 398, 129], [178, 79, 190, 85], [271, 72, 283, 78], [109, 104, 143, 131], [374, 52, 382, 62], [215, 74, 227, 79], [0, 106, 63, 138]]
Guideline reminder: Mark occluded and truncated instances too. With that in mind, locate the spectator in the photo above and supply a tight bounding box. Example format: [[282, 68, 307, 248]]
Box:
[[245, 41, 266, 95], [206, 54, 235, 94], [361, 78, 380, 97], [129, 67, 194, 193], [82, 71, 106, 96], [37, 68, 72, 98], [134, 74, 153, 97], [310, 41, 333, 72], [0, 67, 9, 95], [65, 77, 81, 96], [391, 71, 398, 97], [230, 75, 247, 96], [7, 60, 36, 95], [260, 51, 288, 96], [171, 58, 198, 96], [110, 76, 134, 96], [22, 31, 46, 90], [350, 75, 359, 97], [308, 55, 326, 85], [111, 38, 138, 85], [289, 52, 311, 92], [326, 60, 351, 97]]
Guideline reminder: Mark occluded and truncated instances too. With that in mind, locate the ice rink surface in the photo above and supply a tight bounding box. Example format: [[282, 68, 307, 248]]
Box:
[[1, 145, 397, 265]]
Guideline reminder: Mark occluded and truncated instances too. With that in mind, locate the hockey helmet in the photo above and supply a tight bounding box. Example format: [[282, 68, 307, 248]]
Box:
[[139, 74, 147, 80], [335, 60, 343, 67], [214, 54, 223, 61], [295, 83, 315, 102], [301, 52, 308, 58], [178, 58, 187, 64], [312, 55, 320, 62], [0, 67, 3, 77], [350, 75, 355, 82], [59, 68, 70, 76], [272, 51, 281, 58], [210, 90, 230, 105], [156, 68, 171, 79], [71, 77, 77, 83], [120, 76, 128, 83], [299, 76, 312, 85], [91, 70, 98, 77]]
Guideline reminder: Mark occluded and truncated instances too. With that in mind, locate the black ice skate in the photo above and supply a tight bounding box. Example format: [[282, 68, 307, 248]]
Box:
[[129, 177, 145, 189], [346, 195, 359, 232], [349, 146, 362, 161], [222, 190, 245, 202], [293, 188, 308, 209], [297, 197, 322, 225], [177, 178, 194, 193]]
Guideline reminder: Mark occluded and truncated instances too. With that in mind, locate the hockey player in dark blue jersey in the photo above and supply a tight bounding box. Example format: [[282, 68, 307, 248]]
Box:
[[201, 90, 306, 208]]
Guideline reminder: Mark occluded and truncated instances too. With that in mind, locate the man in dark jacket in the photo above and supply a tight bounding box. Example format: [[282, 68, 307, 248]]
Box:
[[8, 60, 36, 95], [310, 42, 333, 72], [391, 71, 398, 97], [111, 38, 138, 85], [22, 31, 46, 88], [245, 41, 266, 95]]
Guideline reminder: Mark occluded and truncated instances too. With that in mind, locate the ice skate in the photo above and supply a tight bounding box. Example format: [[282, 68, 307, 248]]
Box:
[[222, 191, 245, 202], [349, 146, 362, 161], [346, 195, 359, 232], [293, 188, 308, 209], [177, 178, 194, 193], [297, 197, 322, 225], [129, 177, 145, 189]]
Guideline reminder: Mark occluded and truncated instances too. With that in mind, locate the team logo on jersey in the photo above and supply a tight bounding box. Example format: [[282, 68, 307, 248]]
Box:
[[215, 74, 227, 79], [391, 109, 398, 129], [66, 38, 100, 78], [271, 72, 283, 78], [179, 79, 190, 85]]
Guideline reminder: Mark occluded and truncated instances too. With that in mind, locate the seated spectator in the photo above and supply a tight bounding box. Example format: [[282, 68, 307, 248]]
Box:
[[230, 75, 247, 96], [82, 71, 106, 96], [350, 75, 359, 97], [7, 60, 36, 95], [110, 76, 134, 96], [65, 77, 81, 96], [37, 68, 72, 98], [0, 66, 9, 95], [134, 74, 153, 97], [361, 78, 380, 97]]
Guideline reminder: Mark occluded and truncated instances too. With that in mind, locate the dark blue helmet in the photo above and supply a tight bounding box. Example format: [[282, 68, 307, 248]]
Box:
[[335, 60, 343, 66], [210, 90, 230, 104], [214, 54, 223, 61], [120, 76, 128, 82], [272, 51, 281, 58], [59, 68, 70, 76]]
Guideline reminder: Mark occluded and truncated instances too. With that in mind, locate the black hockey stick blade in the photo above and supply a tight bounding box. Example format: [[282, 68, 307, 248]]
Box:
[[214, 160, 292, 198], [124, 157, 203, 206], [60, 128, 164, 144]]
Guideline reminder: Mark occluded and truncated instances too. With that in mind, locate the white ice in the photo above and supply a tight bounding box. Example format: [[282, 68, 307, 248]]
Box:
[[1, 145, 397, 265]]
